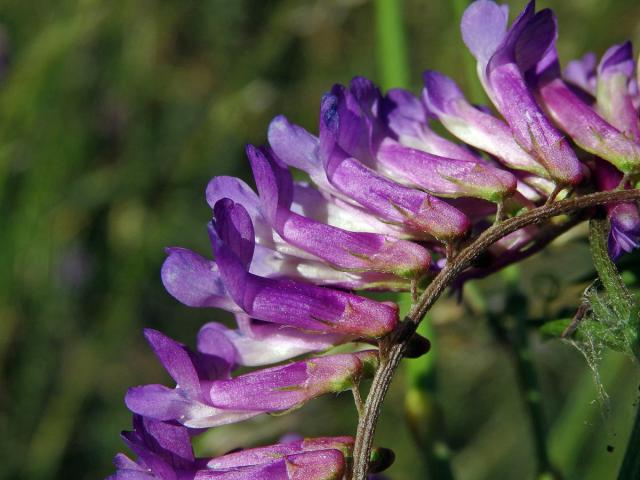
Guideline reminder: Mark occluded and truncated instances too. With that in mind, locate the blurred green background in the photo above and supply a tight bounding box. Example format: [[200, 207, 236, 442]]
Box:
[[1, 0, 640, 479]]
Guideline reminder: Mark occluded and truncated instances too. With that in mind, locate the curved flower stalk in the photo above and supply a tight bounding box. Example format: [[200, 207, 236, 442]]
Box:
[[110, 1, 640, 479]]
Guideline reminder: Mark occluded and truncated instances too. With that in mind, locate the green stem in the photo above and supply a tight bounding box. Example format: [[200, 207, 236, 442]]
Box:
[[512, 312, 554, 477], [588, 219, 633, 318], [592, 217, 640, 479], [489, 278, 555, 478], [374, 0, 410, 90]]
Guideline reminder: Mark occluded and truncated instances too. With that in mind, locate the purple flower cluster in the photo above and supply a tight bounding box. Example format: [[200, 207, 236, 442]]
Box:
[[110, 1, 640, 478]]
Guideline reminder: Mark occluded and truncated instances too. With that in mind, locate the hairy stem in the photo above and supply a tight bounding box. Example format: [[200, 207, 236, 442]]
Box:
[[350, 189, 640, 480], [590, 219, 640, 479], [589, 218, 634, 316]]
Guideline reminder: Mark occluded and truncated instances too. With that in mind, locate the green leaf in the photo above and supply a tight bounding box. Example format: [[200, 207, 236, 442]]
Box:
[[539, 319, 572, 339]]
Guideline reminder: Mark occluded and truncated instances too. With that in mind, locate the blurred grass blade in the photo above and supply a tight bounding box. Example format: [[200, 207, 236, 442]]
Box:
[[374, 0, 410, 89]]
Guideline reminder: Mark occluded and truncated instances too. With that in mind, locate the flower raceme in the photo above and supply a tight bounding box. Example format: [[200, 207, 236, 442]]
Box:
[[110, 1, 640, 478]]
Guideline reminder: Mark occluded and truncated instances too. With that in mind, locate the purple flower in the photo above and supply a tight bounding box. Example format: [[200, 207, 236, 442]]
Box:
[[211, 198, 399, 337], [319, 92, 471, 241], [375, 137, 517, 202], [564, 52, 597, 95], [530, 39, 640, 175], [594, 159, 640, 259], [246, 144, 431, 278], [596, 42, 640, 142], [126, 328, 379, 428], [383, 88, 480, 162], [608, 203, 640, 259], [328, 79, 518, 203], [110, 415, 349, 479], [198, 316, 346, 367], [111, 3, 640, 478], [125, 329, 258, 428], [204, 167, 425, 291], [207, 349, 378, 413], [161, 198, 400, 338], [271, 104, 473, 242], [205, 436, 354, 470], [423, 70, 548, 179], [461, 0, 583, 186]]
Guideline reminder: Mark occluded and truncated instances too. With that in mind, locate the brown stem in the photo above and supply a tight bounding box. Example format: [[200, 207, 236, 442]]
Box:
[[350, 189, 640, 480]]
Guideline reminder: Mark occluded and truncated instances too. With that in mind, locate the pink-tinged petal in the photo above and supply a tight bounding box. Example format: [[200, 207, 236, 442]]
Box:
[[208, 352, 374, 412], [280, 211, 431, 276], [194, 459, 288, 479], [161, 247, 237, 311], [251, 243, 412, 291], [565, 52, 597, 95], [537, 75, 640, 174], [248, 144, 431, 277], [461, 2, 583, 185], [596, 42, 640, 142], [491, 61, 583, 185], [215, 239, 398, 336], [291, 182, 405, 238], [480, 5, 583, 185], [376, 138, 516, 202], [197, 450, 345, 480], [422, 70, 548, 177], [206, 436, 353, 469], [320, 94, 469, 241], [126, 384, 260, 429], [197, 319, 346, 367], [384, 89, 481, 163], [213, 199, 399, 337], [286, 449, 345, 480]]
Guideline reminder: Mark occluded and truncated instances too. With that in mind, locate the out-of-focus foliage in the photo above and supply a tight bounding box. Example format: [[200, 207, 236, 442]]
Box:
[[0, 1, 639, 479]]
